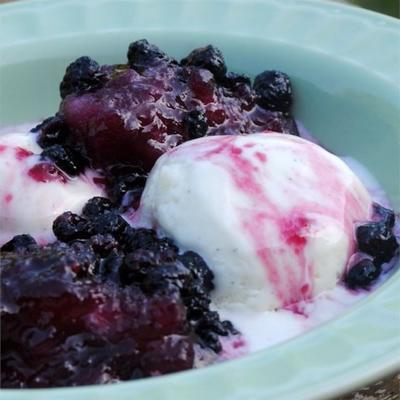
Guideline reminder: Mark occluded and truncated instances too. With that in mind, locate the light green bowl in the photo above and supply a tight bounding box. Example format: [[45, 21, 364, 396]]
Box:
[[0, 0, 399, 399]]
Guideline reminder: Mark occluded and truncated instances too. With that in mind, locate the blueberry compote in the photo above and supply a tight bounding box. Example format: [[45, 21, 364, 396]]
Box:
[[33, 39, 298, 209], [344, 203, 399, 289], [1, 40, 398, 388], [1, 197, 235, 388]]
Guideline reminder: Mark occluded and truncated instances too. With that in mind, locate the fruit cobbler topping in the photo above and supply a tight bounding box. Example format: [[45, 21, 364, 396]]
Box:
[[32, 40, 298, 209], [0, 40, 398, 388], [1, 197, 235, 387]]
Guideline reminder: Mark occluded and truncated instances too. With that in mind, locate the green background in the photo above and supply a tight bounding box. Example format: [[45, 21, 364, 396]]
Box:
[[342, 0, 399, 17]]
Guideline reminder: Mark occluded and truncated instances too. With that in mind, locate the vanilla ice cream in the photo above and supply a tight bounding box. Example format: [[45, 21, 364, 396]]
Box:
[[139, 133, 372, 311], [0, 132, 105, 245]]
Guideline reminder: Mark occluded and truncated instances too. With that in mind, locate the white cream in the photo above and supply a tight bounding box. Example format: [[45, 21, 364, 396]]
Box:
[[139, 133, 372, 311], [217, 151, 396, 356], [0, 132, 105, 245]]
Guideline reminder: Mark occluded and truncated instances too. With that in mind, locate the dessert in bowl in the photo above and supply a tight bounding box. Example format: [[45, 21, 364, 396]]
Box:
[[0, 0, 399, 399]]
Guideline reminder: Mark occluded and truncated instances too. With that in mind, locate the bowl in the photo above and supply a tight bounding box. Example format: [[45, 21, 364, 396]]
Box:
[[0, 0, 399, 399]]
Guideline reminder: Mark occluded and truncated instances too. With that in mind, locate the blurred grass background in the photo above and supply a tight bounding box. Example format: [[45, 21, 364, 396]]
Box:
[[336, 0, 399, 17]]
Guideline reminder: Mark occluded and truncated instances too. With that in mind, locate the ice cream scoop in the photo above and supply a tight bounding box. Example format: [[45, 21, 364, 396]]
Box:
[[0, 132, 105, 245], [139, 133, 372, 311]]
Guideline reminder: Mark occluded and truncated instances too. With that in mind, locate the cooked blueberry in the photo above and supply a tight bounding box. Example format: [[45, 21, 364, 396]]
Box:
[[91, 211, 129, 240], [178, 251, 214, 291], [119, 250, 151, 286], [41, 144, 85, 176], [282, 115, 299, 136], [185, 296, 211, 319], [253, 70, 293, 112], [181, 45, 227, 79], [122, 228, 178, 260], [60, 56, 106, 99], [221, 72, 251, 89], [53, 212, 94, 242], [96, 248, 124, 280], [193, 310, 237, 352], [82, 197, 115, 219], [122, 228, 158, 252], [373, 203, 395, 229], [183, 108, 209, 139], [89, 234, 119, 257], [32, 114, 70, 148], [197, 330, 221, 352], [144, 262, 192, 292], [196, 311, 226, 334], [107, 172, 147, 206], [222, 320, 238, 334], [356, 222, 399, 263], [127, 39, 171, 71], [251, 108, 299, 135], [1, 234, 37, 253], [69, 240, 98, 276], [345, 258, 381, 289], [120, 247, 182, 288]]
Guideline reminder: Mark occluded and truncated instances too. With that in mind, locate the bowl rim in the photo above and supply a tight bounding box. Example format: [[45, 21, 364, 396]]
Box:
[[1, 0, 400, 24], [1, 0, 399, 399]]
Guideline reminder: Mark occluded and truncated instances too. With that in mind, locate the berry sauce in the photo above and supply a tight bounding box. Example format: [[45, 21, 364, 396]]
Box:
[[1, 198, 236, 388], [56, 40, 298, 174], [27, 162, 67, 183]]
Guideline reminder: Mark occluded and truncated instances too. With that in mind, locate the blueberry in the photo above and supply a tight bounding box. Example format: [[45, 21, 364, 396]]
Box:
[[345, 258, 381, 289], [96, 248, 124, 280], [53, 212, 94, 242], [183, 108, 209, 139], [193, 310, 237, 352], [119, 249, 188, 292], [181, 45, 227, 79], [108, 173, 147, 205], [220, 72, 251, 89], [89, 234, 119, 257], [144, 262, 192, 291], [1, 234, 37, 254], [196, 330, 221, 352], [282, 115, 300, 136], [127, 39, 171, 71], [185, 296, 211, 319], [356, 222, 399, 264], [178, 251, 214, 291], [32, 114, 70, 148], [253, 70, 293, 112], [122, 228, 178, 260], [91, 211, 129, 240], [60, 56, 106, 99], [119, 250, 153, 286], [40, 144, 85, 176], [373, 203, 395, 229], [82, 197, 115, 219], [222, 320, 238, 335], [122, 228, 158, 252], [69, 240, 98, 276]]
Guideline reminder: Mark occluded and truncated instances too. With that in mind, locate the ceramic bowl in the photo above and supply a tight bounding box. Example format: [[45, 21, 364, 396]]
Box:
[[0, 0, 399, 399]]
